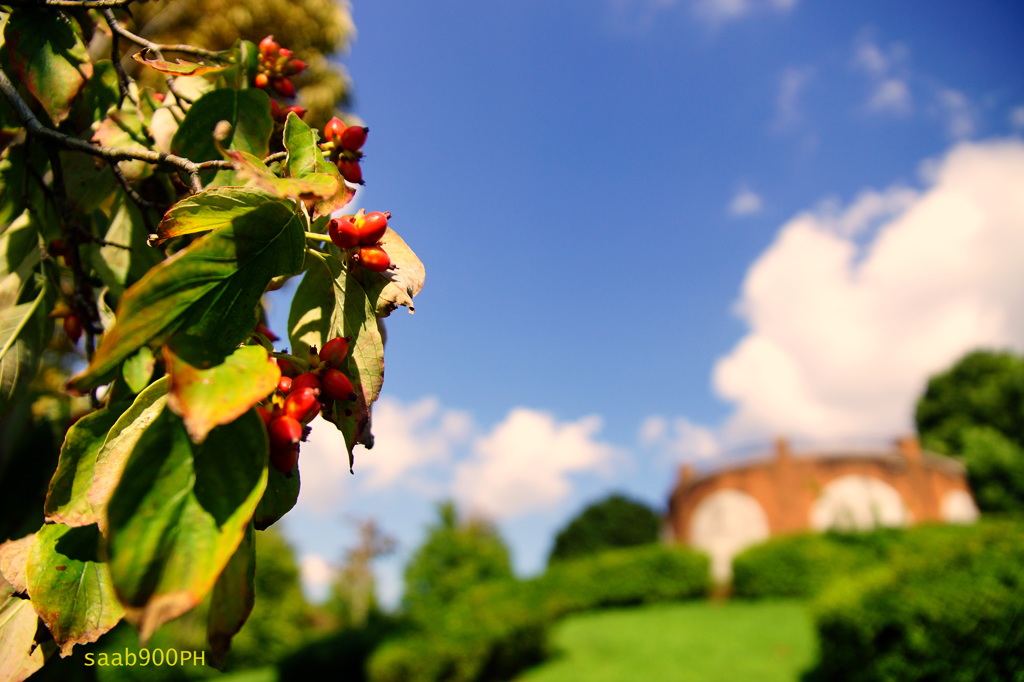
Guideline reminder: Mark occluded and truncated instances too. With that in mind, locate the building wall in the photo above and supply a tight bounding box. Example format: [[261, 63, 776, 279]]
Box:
[[667, 437, 979, 582]]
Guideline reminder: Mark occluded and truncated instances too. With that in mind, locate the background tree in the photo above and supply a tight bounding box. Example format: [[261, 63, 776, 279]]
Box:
[[402, 501, 513, 623], [128, 0, 355, 126], [547, 493, 662, 564], [326, 517, 396, 629], [915, 349, 1024, 512]]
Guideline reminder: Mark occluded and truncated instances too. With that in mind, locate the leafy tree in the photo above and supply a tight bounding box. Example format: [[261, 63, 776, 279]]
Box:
[[402, 501, 513, 623], [0, 1, 424, 676], [129, 0, 355, 127], [915, 349, 1024, 512], [548, 493, 662, 564], [325, 517, 396, 629]]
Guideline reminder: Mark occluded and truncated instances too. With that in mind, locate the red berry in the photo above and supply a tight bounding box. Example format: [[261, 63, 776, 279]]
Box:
[[286, 59, 307, 76], [284, 387, 320, 422], [153, 92, 165, 103], [328, 216, 360, 249], [278, 48, 293, 59], [339, 125, 368, 152], [358, 245, 390, 272], [268, 415, 302, 449], [63, 314, 83, 342], [277, 376, 292, 394], [282, 105, 306, 120], [357, 211, 389, 245], [321, 369, 355, 402], [270, 444, 299, 474], [254, 72, 269, 89], [292, 372, 321, 395], [256, 405, 273, 427], [277, 358, 298, 377], [255, 322, 278, 341], [259, 35, 280, 56], [337, 159, 363, 184], [273, 77, 296, 98], [319, 337, 350, 368], [324, 117, 345, 144]]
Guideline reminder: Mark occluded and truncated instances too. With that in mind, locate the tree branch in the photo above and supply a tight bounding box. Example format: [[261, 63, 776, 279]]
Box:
[[102, 9, 224, 60], [0, 64, 235, 193]]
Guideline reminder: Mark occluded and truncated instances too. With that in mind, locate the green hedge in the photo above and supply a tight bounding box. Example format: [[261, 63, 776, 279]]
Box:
[[732, 531, 895, 599], [731, 523, 992, 599], [804, 519, 1024, 682], [367, 544, 710, 682]]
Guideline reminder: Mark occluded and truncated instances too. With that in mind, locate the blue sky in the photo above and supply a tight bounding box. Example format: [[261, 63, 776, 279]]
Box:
[[264, 0, 1024, 604]]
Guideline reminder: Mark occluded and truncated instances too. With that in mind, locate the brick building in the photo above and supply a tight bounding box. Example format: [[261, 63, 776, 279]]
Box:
[[666, 436, 979, 582]]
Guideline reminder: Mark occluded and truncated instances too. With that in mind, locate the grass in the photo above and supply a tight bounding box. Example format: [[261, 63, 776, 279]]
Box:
[[515, 599, 816, 682]]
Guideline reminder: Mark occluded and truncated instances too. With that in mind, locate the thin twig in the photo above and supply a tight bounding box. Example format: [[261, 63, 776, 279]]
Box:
[[103, 11, 224, 60], [102, 9, 137, 107], [0, 64, 225, 193], [5, 0, 135, 7], [108, 161, 165, 212]]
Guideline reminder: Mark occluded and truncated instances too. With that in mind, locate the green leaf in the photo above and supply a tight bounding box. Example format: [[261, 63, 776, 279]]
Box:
[[282, 113, 353, 217], [68, 198, 305, 392], [4, 8, 93, 124], [0, 592, 53, 680], [88, 378, 169, 533], [289, 253, 384, 455], [253, 465, 300, 530], [223, 148, 344, 203], [0, 278, 54, 416], [0, 148, 28, 231], [171, 88, 273, 185], [165, 343, 280, 444], [26, 524, 125, 657], [132, 50, 229, 77], [107, 408, 267, 642], [59, 151, 118, 216], [153, 186, 280, 244], [89, 192, 162, 298], [122, 347, 155, 394], [44, 408, 125, 527], [207, 522, 255, 667]]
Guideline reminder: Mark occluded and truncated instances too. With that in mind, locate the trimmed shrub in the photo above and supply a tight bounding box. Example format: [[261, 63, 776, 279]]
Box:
[[803, 520, 1024, 682], [542, 544, 710, 614], [367, 544, 710, 682], [732, 531, 895, 599], [732, 523, 991, 599]]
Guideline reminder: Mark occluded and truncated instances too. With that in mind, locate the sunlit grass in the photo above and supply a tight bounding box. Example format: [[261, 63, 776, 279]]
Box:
[[515, 599, 816, 682]]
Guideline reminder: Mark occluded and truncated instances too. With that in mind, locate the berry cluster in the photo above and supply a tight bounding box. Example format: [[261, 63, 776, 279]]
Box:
[[254, 35, 307, 99], [328, 209, 393, 272], [259, 336, 356, 474], [323, 117, 368, 185]]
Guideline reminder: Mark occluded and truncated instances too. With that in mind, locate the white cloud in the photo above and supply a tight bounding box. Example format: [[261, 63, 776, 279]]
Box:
[[298, 396, 472, 513], [933, 88, 976, 139], [713, 139, 1024, 445], [693, 0, 797, 24], [454, 408, 619, 520], [867, 78, 912, 115], [1011, 106, 1024, 130], [773, 67, 813, 132], [299, 553, 334, 602], [853, 34, 912, 115], [729, 186, 764, 216], [640, 415, 721, 461]]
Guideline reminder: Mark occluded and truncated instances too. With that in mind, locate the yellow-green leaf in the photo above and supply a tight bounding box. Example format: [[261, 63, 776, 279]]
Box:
[[165, 343, 280, 444], [69, 198, 304, 392], [25, 524, 125, 657], [107, 409, 267, 643]]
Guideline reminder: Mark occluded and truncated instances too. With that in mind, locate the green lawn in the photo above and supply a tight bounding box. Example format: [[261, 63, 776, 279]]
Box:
[[515, 599, 816, 682]]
